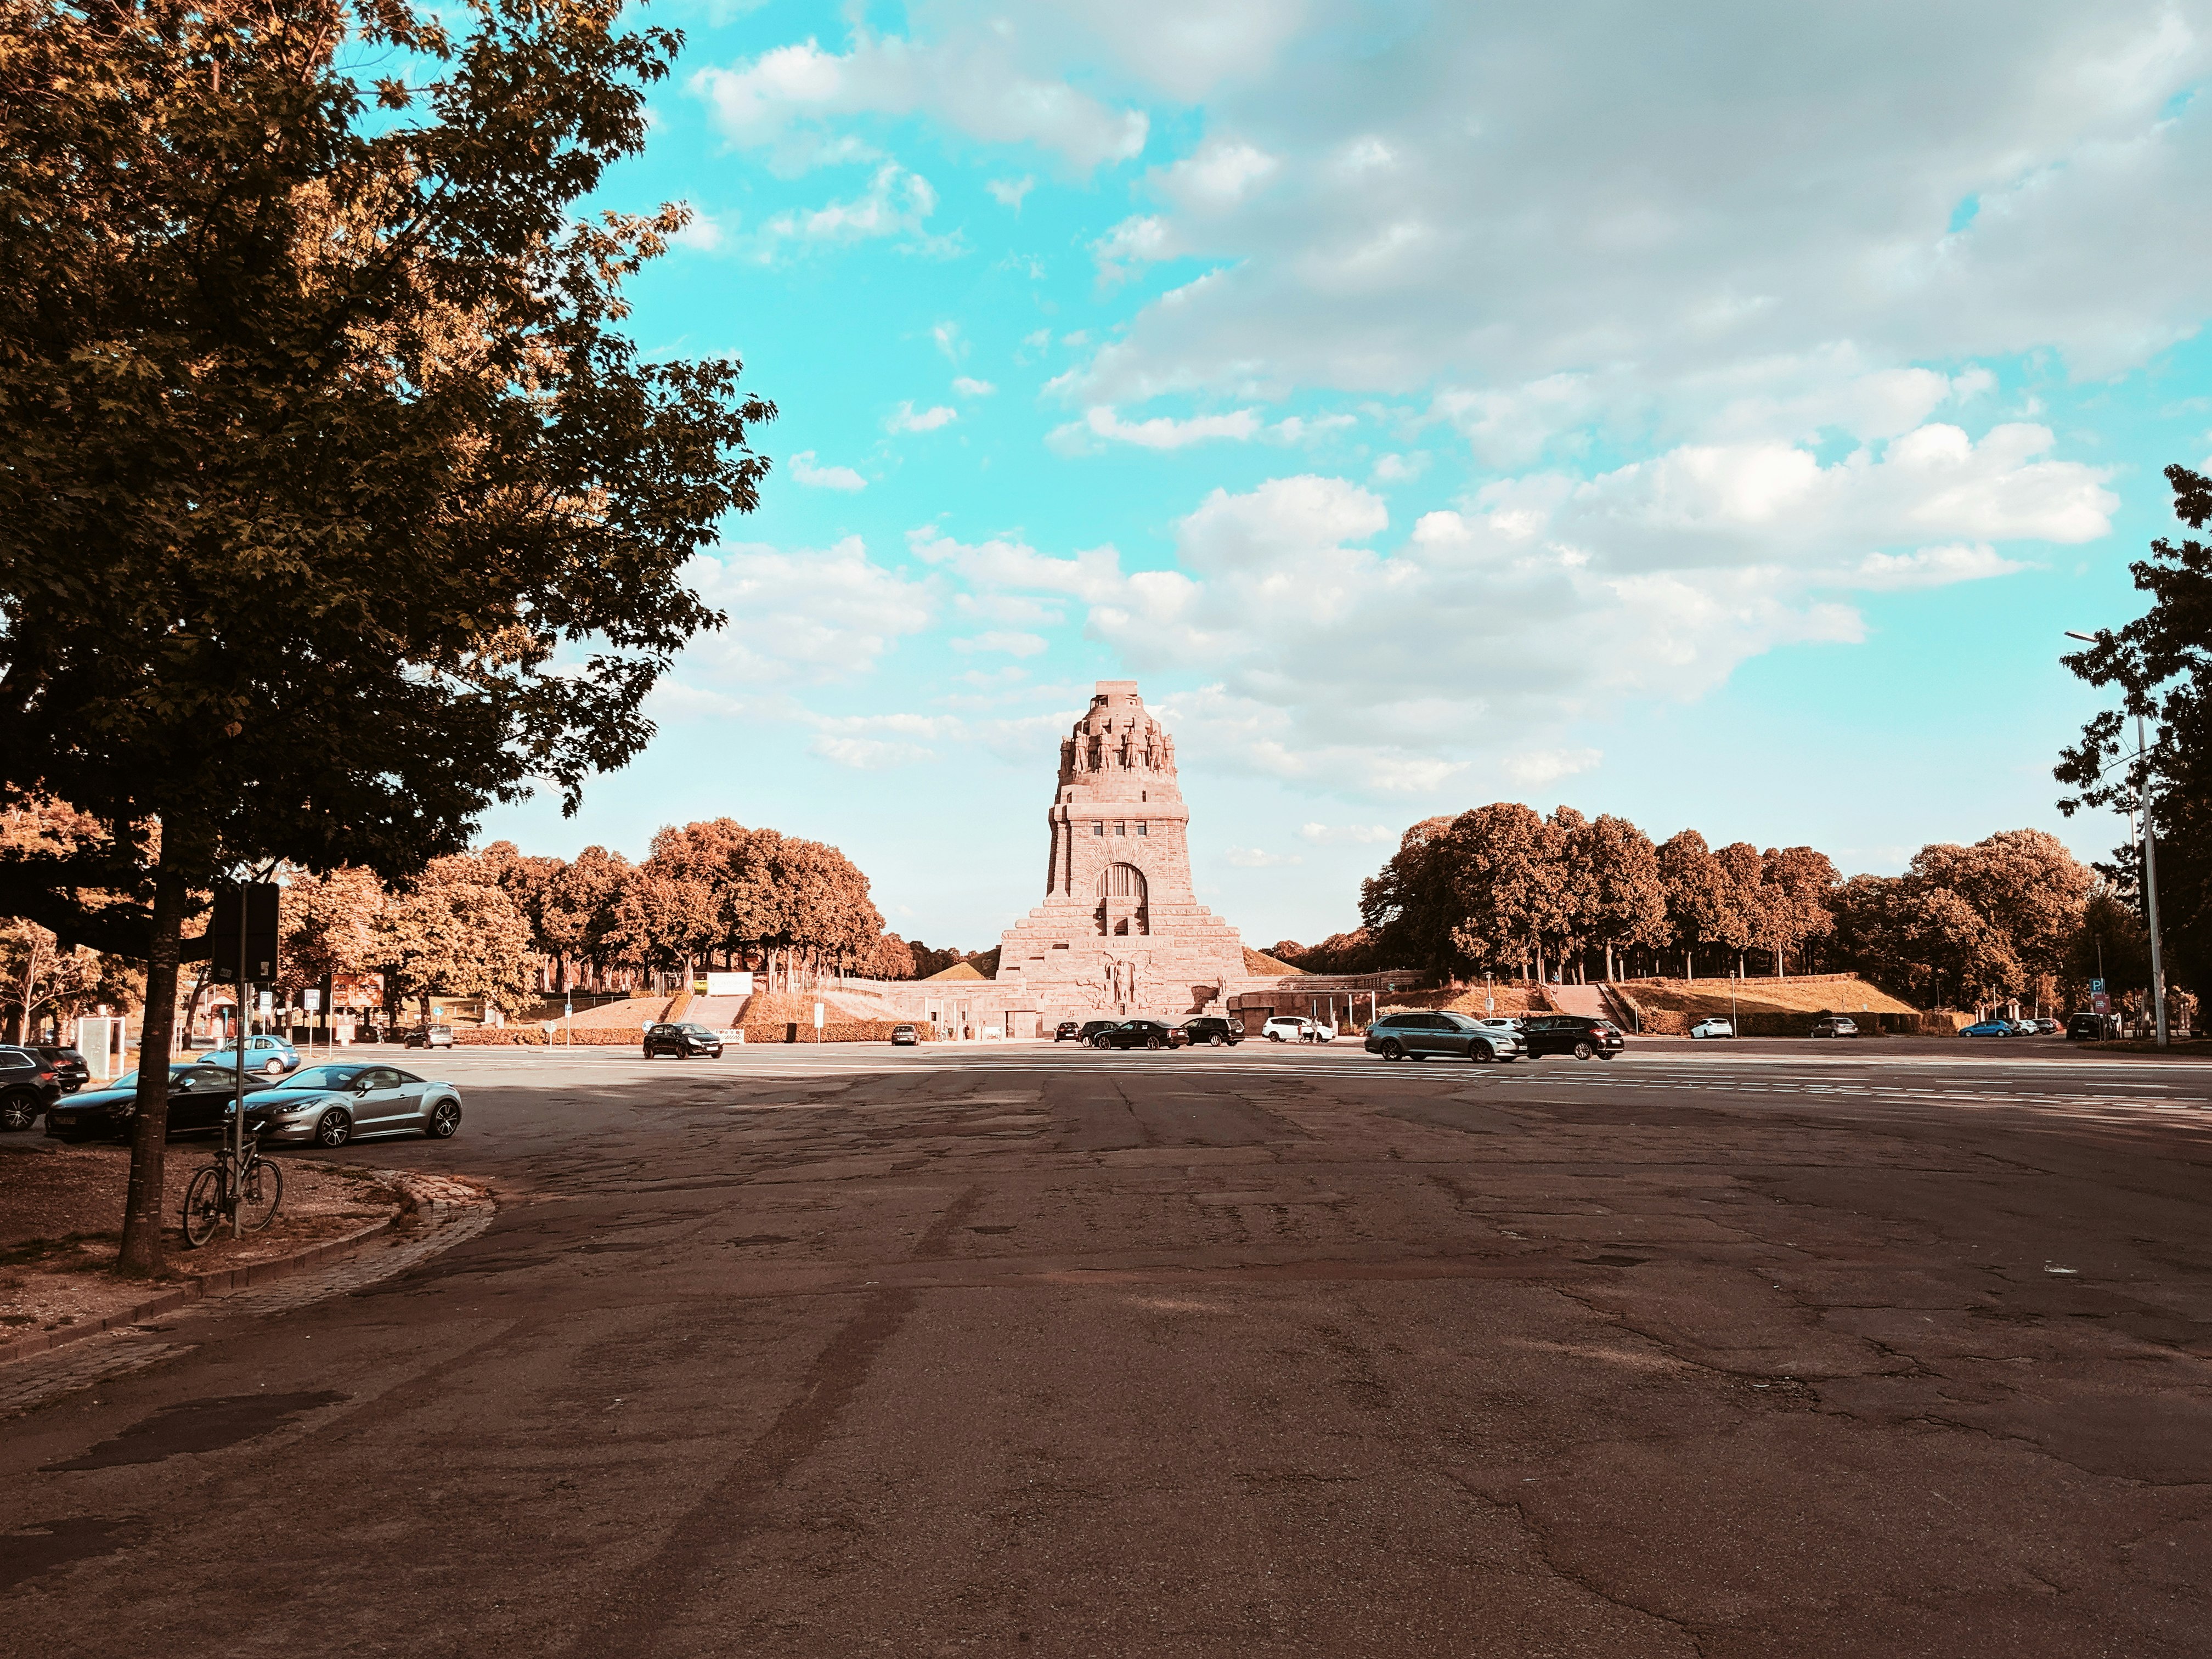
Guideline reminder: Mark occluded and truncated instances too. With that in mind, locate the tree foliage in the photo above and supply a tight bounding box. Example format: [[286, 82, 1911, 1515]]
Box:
[[1, 0, 770, 1270], [2059, 462, 2212, 995]]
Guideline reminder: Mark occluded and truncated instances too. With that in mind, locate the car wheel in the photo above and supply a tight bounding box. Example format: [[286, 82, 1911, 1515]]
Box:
[[314, 1108, 353, 1147], [1378, 1039, 1405, 1061], [1093, 1036, 1111, 1049], [1211, 1035, 1226, 1048], [264, 1058, 284, 1076], [1267, 1031, 1283, 1042], [1572, 1041, 1594, 1060], [1147, 1036, 1162, 1050], [0, 1092, 36, 1131], [426, 1100, 461, 1139], [641, 1048, 653, 1059], [1471, 1042, 1494, 1063]]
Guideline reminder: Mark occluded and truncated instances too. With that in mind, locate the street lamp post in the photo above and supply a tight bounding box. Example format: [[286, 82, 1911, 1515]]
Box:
[[2066, 631, 2168, 1048]]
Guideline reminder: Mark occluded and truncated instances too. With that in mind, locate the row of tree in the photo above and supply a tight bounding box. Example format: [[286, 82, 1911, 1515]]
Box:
[[275, 821, 914, 1021], [1283, 809, 2114, 1012]]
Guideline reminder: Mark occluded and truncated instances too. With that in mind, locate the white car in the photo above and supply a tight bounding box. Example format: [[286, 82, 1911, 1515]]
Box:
[[1262, 1015, 1335, 1043], [1688, 1017, 1735, 1040], [1471, 1018, 1523, 1036]]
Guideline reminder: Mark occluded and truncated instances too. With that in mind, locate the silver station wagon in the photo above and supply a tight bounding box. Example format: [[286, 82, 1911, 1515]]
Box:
[[1364, 1011, 1527, 1063]]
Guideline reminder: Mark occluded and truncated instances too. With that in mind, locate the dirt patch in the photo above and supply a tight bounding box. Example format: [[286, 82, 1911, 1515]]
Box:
[[0, 1139, 403, 1338]]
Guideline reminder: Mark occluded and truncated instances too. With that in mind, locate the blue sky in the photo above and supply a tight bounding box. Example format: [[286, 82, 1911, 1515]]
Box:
[[481, 0, 2212, 949]]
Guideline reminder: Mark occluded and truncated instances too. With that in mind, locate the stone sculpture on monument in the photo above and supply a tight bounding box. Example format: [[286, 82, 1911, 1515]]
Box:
[[992, 681, 1249, 1026]]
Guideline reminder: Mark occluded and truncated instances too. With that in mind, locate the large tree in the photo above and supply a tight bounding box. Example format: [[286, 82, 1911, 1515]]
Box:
[[2058, 467, 2210, 1000], [0, 0, 769, 1270], [1655, 830, 1733, 979]]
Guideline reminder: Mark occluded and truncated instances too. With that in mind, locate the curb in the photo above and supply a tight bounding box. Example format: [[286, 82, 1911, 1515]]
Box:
[[0, 1171, 483, 1368]]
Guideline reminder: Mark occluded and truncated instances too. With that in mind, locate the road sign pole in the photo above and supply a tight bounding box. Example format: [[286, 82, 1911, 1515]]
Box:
[[2140, 713, 2169, 1048], [233, 881, 247, 1239]]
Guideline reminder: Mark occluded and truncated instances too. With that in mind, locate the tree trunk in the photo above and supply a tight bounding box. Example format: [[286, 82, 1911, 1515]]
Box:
[[1774, 947, 1784, 977], [117, 850, 191, 1276]]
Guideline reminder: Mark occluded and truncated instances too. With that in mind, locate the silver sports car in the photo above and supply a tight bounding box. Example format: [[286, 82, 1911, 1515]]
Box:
[[241, 1062, 463, 1147]]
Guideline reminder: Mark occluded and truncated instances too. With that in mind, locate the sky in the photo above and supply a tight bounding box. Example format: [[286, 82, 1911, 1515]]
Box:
[[479, 0, 2212, 950]]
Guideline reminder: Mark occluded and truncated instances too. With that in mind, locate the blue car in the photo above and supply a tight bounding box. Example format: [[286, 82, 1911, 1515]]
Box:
[[195, 1034, 302, 1079], [1959, 1021, 2015, 1037]]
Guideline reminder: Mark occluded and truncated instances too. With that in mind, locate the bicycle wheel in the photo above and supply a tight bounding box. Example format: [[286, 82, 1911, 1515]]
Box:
[[236, 1155, 284, 1233], [182, 1166, 225, 1249]]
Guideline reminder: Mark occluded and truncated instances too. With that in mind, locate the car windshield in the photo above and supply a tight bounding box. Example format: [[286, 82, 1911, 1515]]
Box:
[[101, 1067, 193, 1091], [679, 1024, 712, 1034], [276, 1065, 369, 1090], [1437, 1013, 1480, 1029]]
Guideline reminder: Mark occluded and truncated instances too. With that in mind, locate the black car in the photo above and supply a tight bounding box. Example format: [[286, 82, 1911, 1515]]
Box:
[[0, 1046, 66, 1131], [44, 1063, 240, 1142], [1179, 1017, 1243, 1047], [32, 1046, 89, 1094], [1364, 1011, 1526, 1063], [1054, 1020, 1084, 1041], [1075, 1019, 1119, 1045], [1520, 1015, 1626, 1059], [644, 1022, 724, 1059], [2067, 1012, 2120, 1041], [1092, 1020, 1189, 1051]]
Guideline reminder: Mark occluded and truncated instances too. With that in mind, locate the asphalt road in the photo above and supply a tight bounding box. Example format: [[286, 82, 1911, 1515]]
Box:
[[6, 1037, 2212, 1657]]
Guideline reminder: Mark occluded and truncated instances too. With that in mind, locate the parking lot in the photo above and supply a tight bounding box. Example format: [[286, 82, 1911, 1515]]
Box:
[[5, 1036, 2212, 1656]]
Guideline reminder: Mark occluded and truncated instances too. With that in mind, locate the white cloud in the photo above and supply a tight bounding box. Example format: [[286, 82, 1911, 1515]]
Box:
[[909, 526, 1127, 603], [952, 376, 997, 397], [788, 450, 867, 491], [1223, 846, 1305, 868], [887, 401, 959, 433], [1848, 543, 2027, 589], [692, 33, 1147, 172], [988, 176, 1035, 211], [1372, 452, 1430, 483], [670, 207, 730, 251], [1062, 5, 2212, 410], [1049, 405, 1263, 453], [952, 630, 1050, 658], [682, 537, 933, 685], [1299, 823, 1396, 844], [760, 163, 937, 248], [932, 320, 964, 362], [1500, 749, 1603, 788], [811, 736, 935, 770]]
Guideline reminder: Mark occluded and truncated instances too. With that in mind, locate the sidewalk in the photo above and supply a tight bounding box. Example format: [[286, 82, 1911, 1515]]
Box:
[[0, 1139, 406, 1348]]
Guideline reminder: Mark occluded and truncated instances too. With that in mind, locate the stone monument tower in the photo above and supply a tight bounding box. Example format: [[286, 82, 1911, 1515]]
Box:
[[995, 681, 1248, 1022]]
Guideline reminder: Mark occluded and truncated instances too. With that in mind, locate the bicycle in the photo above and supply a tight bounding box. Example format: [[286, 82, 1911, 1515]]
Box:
[[181, 1125, 284, 1248]]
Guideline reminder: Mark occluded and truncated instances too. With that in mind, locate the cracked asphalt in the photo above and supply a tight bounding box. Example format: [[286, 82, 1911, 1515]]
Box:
[[4, 1039, 2211, 1657]]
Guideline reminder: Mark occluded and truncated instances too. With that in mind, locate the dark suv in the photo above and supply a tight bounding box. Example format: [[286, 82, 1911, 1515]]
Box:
[[1075, 1019, 1119, 1045], [1093, 1020, 1189, 1051], [644, 1022, 725, 1059], [31, 1046, 88, 1093], [1521, 1015, 1626, 1060], [1055, 1020, 1084, 1041], [0, 1046, 65, 1131], [1180, 1017, 1243, 1047]]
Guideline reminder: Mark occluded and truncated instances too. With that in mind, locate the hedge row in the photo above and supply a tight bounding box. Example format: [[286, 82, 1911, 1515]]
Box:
[[454, 1026, 650, 1047], [740, 1020, 927, 1043]]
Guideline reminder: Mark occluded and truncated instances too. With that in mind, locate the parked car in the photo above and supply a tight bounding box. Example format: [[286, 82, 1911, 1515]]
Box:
[[31, 1046, 89, 1094], [1054, 1020, 1084, 1041], [1180, 1017, 1243, 1047], [2029, 1018, 2062, 1035], [1092, 1020, 1189, 1050], [1521, 1015, 1627, 1060], [1809, 1016, 1860, 1039], [0, 1047, 66, 1131], [643, 1022, 724, 1059], [44, 1064, 240, 1143], [1688, 1017, 1735, 1040], [891, 1023, 920, 1046], [1261, 1015, 1335, 1043], [1959, 1021, 2016, 1037], [1075, 1019, 1120, 1044], [1365, 1011, 1526, 1063], [404, 1024, 455, 1050], [242, 1062, 462, 1146], [2067, 1012, 2119, 1041], [195, 1034, 301, 1079]]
